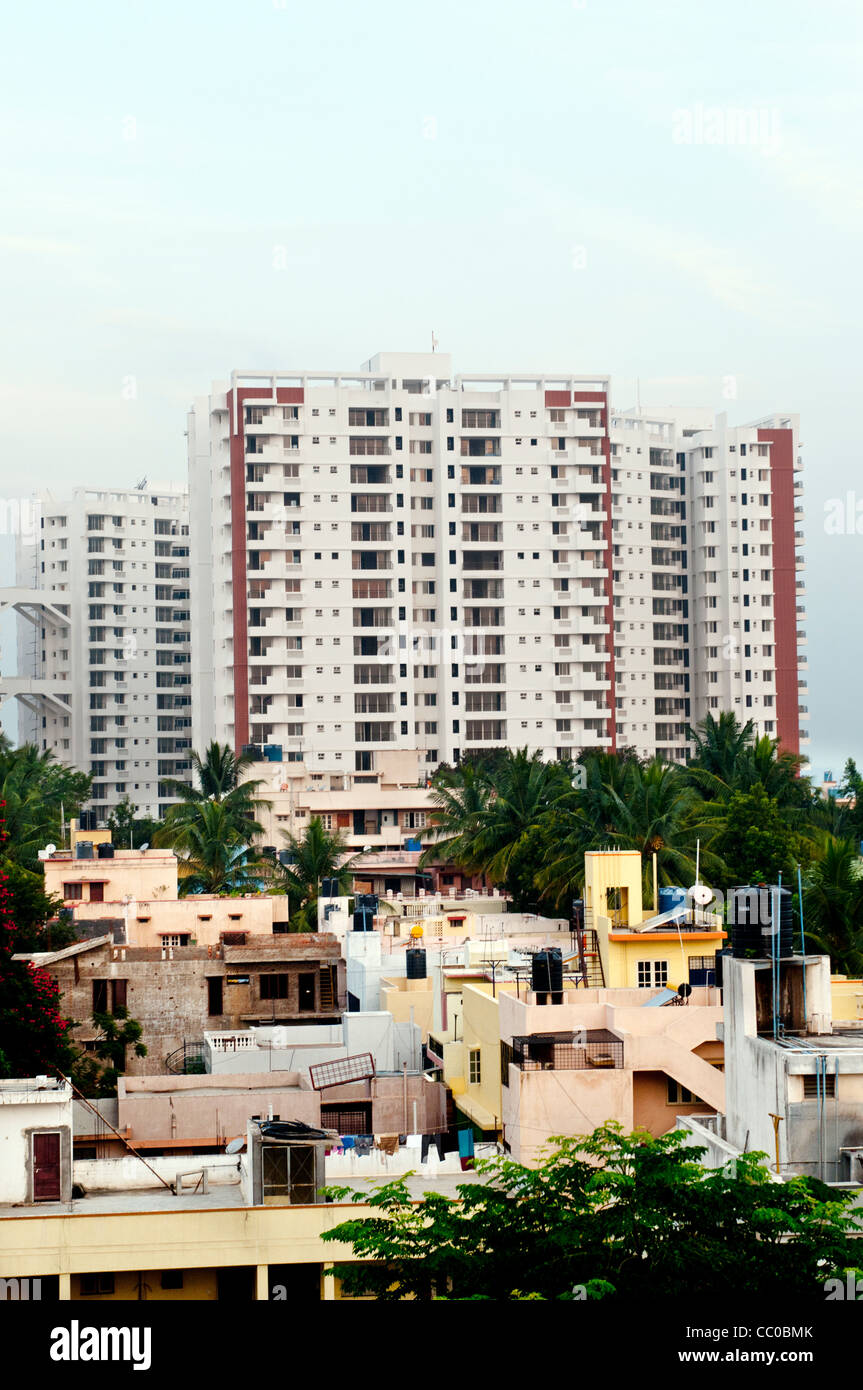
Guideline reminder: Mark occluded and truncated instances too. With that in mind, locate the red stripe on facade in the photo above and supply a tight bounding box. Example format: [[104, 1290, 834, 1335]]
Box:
[[758, 427, 799, 757], [228, 384, 304, 754], [545, 390, 572, 408], [599, 403, 617, 753]]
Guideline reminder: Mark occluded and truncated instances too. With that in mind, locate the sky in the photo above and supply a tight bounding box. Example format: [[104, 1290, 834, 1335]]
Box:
[[1, 0, 861, 776]]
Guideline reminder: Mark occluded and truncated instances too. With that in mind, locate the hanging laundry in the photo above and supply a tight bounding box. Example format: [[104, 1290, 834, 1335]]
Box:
[[458, 1128, 475, 1158], [375, 1134, 399, 1156]]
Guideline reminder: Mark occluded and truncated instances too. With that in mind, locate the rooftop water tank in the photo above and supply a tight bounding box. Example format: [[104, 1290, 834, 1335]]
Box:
[[658, 885, 687, 916], [730, 885, 793, 959], [532, 948, 563, 1004], [406, 948, 427, 979]]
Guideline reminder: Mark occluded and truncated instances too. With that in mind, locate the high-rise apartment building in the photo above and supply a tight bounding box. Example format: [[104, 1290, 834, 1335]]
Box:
[[610, 406, 806, 758], [13, 485, 192, 819], [188, 352, 806, 779]]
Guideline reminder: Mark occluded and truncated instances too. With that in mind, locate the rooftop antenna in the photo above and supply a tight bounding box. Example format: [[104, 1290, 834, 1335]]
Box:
[[431, 331, 438, 352], [135, 477, 148, 490]]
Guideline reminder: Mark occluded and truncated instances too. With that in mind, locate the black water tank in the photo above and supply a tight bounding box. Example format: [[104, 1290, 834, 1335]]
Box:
[[406, 948, 427, 980], [79, 810, 96, 831], [714, 948, 733, 990], [321, 877, 341, 898], [97, 842, 115, 859], [76, 841, 94, 860], [730, 885, 793, 959], [352, 893, 378, 932], [571, 898, 585, 930], [532, 948, 564, 1004]]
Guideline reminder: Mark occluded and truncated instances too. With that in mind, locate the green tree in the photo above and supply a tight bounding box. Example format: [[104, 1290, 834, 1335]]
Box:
[[709, 783, 805, 888], [106, 796, 159, 850], [421, 749, 570, 907], [71, 1007, 147, 1097], [166, 800, 265, 896], [0, 743, 91, 867], [0, 859, 70, 953], [802, 838, 863, 975], [323, 1124, 862, 1300], [278, 816, 363, 931], [686, 710, 756, 787], [539, 755, 714, 910], [0, 808, 76, 1078], [155, 741, 268, 853]]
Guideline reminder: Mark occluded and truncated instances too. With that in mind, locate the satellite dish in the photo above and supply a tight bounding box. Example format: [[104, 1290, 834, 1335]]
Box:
[[677, 982, 692, 999], [140, 843, 149, 851], [225, 1137, 245, 1154], [688, 884, 713, 906], [45, 844, 57, 856]]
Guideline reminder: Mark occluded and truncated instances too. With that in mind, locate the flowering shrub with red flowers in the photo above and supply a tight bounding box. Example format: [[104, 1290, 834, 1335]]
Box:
[[0, 801, 76, 1078]]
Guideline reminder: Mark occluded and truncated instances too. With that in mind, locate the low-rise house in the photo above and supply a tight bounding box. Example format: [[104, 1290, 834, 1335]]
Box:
[[41, 843, 293, 946], [681, 950, 863, 1183], [0, 1077, 74, 1205], [14, 934, 345, 1076], [584, 850, 727, 990]]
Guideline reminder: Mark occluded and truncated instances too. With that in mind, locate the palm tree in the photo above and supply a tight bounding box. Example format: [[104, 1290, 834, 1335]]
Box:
[[418, 760, 494, 873], [684, 711, 756, 794], [0, 742, 91, 865], [277, 816, 364, 931], [174, 743, 258, 800], [802, 838, 863, 975], [155, 741, 269, 851], [539, 757, 713, 909], [172, 800, 265, 896], [421, 749, 571, 909]]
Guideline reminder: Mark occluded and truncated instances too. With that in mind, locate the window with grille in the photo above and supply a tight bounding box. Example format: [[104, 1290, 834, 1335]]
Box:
[[261, 1143, 316, 1204], [803, 1074, 836, 1099]]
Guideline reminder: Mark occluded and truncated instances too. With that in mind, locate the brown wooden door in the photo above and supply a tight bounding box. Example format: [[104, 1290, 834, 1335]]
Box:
[[33, 1132, 61, 1201]]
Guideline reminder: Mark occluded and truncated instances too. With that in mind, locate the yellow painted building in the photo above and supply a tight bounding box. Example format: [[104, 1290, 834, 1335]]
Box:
[[585, 850, 726, 990], [830, 976, 863, 1022], [443, 981, 519, 1137], [0, 1198, 372, 1301]]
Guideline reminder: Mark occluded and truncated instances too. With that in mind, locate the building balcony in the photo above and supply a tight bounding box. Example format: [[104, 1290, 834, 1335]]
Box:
[[503, 1029, 623, 1073]]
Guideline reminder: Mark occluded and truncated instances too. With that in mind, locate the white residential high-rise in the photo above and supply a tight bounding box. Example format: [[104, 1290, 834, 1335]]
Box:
[[11, 485, 192, 820], [187, 352, 805, 780], [610, 406, 806, 758]]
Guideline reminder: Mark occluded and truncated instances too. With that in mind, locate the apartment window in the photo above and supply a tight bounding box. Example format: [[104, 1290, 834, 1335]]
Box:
[[80, 1275, 115, 1296], [469, 1049, 481, 1084], [666, 1080, 701, 1105], [260, 974, 289, 1000], [637, 961, 668, 988]]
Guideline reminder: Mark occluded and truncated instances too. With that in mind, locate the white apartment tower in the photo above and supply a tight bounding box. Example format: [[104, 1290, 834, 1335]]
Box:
[[188, 353, 806, 778], [12, 486, 192, 819]]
